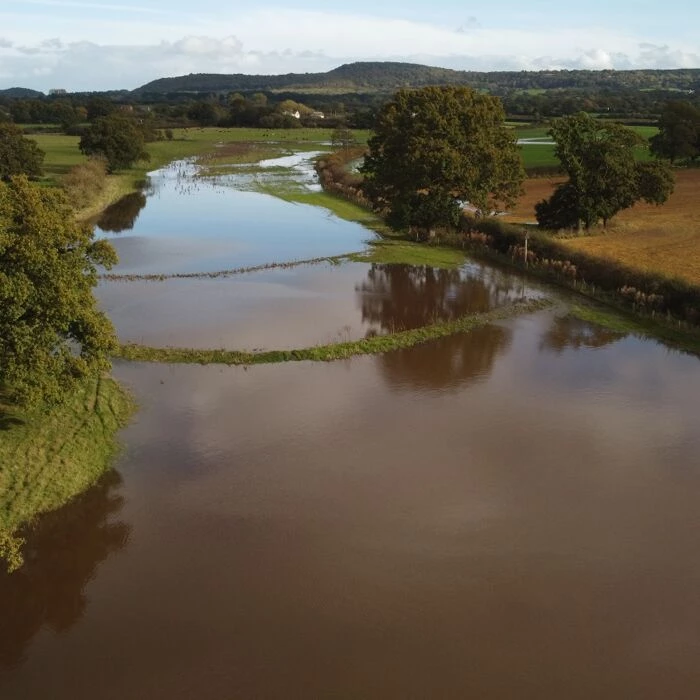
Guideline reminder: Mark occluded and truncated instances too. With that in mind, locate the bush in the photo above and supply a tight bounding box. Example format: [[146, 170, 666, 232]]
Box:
[[61, 158, 108, 209]]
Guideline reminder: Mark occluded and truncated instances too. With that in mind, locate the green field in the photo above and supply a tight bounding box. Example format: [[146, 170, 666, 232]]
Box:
[[515, 123, 658, 171]]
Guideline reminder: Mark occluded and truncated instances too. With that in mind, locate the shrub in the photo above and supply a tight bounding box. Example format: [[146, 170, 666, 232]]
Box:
[[61, 158, 108, 209]]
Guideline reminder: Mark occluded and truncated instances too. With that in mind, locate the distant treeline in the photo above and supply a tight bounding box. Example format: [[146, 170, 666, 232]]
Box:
[[2, 61, 700, 129], [129, 62, 700, 95]]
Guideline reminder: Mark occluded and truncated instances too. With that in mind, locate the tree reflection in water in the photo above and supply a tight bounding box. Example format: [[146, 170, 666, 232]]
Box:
[[378, 325, 512, 391], [356, 263, 521, 334], [541, 315, 627, 353], [0, 470, 130, 671], [356, 263, 518, 390], [95, 192, 147, 233]]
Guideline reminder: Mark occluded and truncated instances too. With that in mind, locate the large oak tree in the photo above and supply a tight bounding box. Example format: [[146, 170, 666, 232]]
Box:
[[361, 86, 524, 238], [0, 123, 44, 181], [0, 177, 118, 406], [79, 114, 149, 172]]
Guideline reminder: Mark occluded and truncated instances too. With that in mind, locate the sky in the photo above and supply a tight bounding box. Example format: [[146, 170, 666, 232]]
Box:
[[1, 0, 699, 92]]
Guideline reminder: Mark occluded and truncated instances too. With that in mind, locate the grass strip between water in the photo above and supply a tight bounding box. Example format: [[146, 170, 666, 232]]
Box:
[[101, 240, 472, 283], [115, 298, 552, 366], [0, 377, 135, 572], [100, 254, 354, 282]]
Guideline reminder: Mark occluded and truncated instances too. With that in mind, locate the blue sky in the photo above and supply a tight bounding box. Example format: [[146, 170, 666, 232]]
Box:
[[1, 0, 698, 91]]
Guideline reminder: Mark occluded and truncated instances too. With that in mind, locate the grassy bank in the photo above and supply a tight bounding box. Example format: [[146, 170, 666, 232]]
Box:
[[0, 377, 135, 572], [114, 298, 551, 366]]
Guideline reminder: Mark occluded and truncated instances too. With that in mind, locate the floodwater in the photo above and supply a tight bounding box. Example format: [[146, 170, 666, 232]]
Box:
[[97, 261, 542, 350], [95, 159, 374, 275], [3, 155, 700, 699]]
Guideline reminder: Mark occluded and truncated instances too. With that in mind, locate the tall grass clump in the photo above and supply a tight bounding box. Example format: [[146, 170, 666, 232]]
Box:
[[61, 158, 108, 209]]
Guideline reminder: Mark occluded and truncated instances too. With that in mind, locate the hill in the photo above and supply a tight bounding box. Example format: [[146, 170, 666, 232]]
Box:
[[132, 61, 700, 96], [0, 87, 44, 99]]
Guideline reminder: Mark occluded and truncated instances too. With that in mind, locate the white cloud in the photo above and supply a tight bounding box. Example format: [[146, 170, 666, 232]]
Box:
[[0, 7, 698, 91]]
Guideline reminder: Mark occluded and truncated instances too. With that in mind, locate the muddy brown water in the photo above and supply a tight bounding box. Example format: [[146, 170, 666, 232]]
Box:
[[97, 261, 542, 350], [3, 157, 700, 698], [3, 309, 700, 699]]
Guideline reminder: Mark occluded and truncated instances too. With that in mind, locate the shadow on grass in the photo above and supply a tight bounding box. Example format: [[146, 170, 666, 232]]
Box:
[[0, 390, 25, 432], [0, 415, 24, 431]]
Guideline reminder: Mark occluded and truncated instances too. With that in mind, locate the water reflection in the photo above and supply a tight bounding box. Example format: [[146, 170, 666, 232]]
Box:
[[95, 192, 147, 233], [378, 325, 512, 391], [0, 471, 129, 671], [94, 159, 375, 276], [541, 314, 627, 352], [357, 262, 524, 334]]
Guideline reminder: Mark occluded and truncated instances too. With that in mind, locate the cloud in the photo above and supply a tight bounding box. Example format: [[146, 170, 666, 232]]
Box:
[[21, 0, 169, 14], [637, 43, 700, 68], [0, 36, 339, 90], [0, 8, 698, 91]]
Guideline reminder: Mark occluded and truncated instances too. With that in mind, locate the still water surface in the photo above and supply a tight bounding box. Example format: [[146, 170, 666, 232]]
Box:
[[2, 157, 700, 699], [97, 261, 542, 349], [95, 159, 374, 275]]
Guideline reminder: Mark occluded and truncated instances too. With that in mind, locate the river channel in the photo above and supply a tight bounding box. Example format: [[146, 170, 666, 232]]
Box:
[[2, 151, 700, 699]]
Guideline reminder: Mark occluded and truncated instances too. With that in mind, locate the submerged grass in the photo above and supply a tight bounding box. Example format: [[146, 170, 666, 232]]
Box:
[[100, 239, 468, 283], [115, 298, 552, 366], [566, 300, 700, 355], [0, 377, 135, 572], [100, 254, 358, 282]]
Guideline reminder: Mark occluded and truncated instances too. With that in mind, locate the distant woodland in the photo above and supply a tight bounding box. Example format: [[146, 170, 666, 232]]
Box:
[[2, 61, 699, 129]]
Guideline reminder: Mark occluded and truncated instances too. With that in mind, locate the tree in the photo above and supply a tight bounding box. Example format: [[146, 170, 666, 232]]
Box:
[[361, 86, 523, 238], [0, 123, 44, 180], [650, 100, 700, 163], [0, 176, 118, 406], [331, 125, 356, 151], [79, 114, 149, 172], [536, 113, 674, 230]]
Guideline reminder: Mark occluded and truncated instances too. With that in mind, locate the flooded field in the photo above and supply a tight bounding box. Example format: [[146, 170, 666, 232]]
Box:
[[98, 260, 541, 350], [3, 151, 700, 699], [95, 159, 374, 276]]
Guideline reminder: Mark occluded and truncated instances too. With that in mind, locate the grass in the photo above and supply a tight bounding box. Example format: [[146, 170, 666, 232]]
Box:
[[0, 377, 135, 572], [566, 300, 700, 355], [519, 144, 559, 170], [349, 239, 468, 268], [114, 298, 551, 366], [560, 169, 700, 284], [515, 123, 657, 171]]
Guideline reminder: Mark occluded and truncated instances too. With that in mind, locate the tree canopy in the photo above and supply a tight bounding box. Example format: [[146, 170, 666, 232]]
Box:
[[361, 86, 523, 237], [0, 123, 44, 180], [650, 100, 700, 163], [330, 125, 356, 151], [0, 176, 118, 406], [79, 114, 149, 172], [536, 113, 674, 230]]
